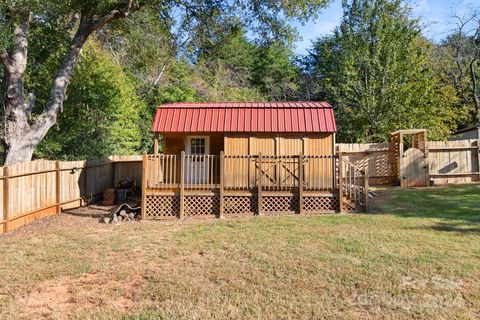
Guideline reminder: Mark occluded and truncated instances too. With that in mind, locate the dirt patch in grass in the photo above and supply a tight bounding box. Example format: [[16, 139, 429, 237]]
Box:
[[14, 272, 142, 319]]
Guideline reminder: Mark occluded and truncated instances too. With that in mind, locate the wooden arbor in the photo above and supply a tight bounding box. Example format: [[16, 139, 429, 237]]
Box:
[[390, 129, 429, 187]]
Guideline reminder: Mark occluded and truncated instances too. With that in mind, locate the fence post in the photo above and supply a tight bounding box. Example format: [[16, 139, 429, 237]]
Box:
[[83, 163, 88, 206], [257, 153, 262, 215], [141, 152, 148, 220], [111, 161, 117, 189], [477, 139, 480, 182], [298, 153, 304, 214], [55, 161, 61, 214], [219, 151, 224, 218], [338, 152, 344, 213], [3, 167, 9, 233], [179, 151, 185, 219], [364, 167, 369, 213]]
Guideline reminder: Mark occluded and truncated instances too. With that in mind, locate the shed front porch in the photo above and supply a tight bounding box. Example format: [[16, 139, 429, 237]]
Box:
[[141, 152, 368, 218]]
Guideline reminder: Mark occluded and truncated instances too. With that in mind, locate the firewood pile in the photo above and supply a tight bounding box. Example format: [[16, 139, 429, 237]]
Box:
[[103, 200, 141, 223]]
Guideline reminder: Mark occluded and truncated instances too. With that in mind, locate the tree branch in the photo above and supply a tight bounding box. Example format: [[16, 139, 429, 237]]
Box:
[[0, 49, 12, 71], [90, 0, 142, 31]]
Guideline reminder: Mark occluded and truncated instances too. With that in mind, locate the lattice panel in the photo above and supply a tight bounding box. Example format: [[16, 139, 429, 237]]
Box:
[[261, 196, 299, 214], [145, 194, 179, 219], [303, 196, 339, 214], [184, 195, 219, 216], [224, 196, 257, 216]]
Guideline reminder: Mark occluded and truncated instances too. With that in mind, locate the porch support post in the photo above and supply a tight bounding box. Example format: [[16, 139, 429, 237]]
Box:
[[298, 153, 304, 214], [141, 152, 148, 220], [219, 151, 224, 218], [153, 133, 159, 155], [179, 151, 185, 219], [257, 153, 262, 215], [338, 152, 344, 213]]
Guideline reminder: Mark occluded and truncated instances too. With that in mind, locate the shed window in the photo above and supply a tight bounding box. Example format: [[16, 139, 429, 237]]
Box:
[[190, 138, 205, 154]]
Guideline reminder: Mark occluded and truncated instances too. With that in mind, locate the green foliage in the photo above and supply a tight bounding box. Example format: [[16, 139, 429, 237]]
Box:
[[251, 42, 300, 100], [35, 43, 148, 160], [142, 21, 300, 104], [437, 32, 480, 126], [306, 0, 459, 142]]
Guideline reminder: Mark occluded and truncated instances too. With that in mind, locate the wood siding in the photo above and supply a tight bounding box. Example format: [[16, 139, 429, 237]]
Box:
[[224, 133, 334, 156], [224, 133, 335, 190]]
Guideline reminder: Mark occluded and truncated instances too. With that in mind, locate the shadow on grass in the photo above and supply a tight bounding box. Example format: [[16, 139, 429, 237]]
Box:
[[371, 184, 480, 233]]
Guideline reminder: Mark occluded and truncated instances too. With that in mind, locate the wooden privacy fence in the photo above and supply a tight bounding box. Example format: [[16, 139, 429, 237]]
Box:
[[428, 140, 480, 184], [337, 142, 394, 185], [338, 139, 480, 186], [0, 155, 142, 234], [142, 152, 368, 219]]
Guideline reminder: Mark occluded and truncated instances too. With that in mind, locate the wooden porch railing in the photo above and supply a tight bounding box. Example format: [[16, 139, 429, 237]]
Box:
[[338, 152, 369, 212]]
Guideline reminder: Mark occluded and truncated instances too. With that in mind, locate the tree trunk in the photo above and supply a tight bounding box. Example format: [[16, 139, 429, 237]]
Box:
[[469, 59, 480, 123], [2, 16, 91, 165], [4, 136, 36, 165], [2, 14, 32, 166]]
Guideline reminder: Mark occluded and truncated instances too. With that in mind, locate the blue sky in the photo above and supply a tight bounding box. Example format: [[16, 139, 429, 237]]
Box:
[[294, 0, 480, 54]]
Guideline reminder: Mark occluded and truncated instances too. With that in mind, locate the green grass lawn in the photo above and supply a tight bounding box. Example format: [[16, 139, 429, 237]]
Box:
[[0, 184, 479, 319]]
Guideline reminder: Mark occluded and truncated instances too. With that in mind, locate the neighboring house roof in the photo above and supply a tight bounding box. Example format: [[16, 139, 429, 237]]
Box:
[[453, 124, 480, 134], [152, 101, 336, 133]]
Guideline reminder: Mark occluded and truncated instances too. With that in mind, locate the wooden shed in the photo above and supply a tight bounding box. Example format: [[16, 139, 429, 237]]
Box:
[[142, 102, 367, 219], [450, 124, 480, 141], [152, 102, 336, 188]]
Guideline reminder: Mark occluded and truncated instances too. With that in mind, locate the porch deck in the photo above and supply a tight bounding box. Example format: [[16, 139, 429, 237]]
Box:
[[141, 152, 368, 218]]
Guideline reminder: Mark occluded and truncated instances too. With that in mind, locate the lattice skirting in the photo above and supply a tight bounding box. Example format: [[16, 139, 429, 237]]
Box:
[[261, 195, 299, 215], [145, 194, 179, 219], [224, 196, 257, 216], [184, 195, 219, 216], [303, 196, 339, 214], [145, 193, 345, 219]]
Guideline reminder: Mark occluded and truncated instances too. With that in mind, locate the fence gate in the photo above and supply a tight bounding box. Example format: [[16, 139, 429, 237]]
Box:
[[391, 129, 429, 187], [402, 148, 428, 187]]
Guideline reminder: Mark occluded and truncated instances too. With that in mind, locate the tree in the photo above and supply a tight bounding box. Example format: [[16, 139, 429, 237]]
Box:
[[35, 42, 147, 160], [251, 41, 300, 100], [0, 0, 330, 165], [437, 12, 480, 126], [305, 0, 458, 142]]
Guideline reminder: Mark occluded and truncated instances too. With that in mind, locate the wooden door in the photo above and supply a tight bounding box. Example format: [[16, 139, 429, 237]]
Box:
[[185, 136, 209, 184], [401, 148, 428, 187]]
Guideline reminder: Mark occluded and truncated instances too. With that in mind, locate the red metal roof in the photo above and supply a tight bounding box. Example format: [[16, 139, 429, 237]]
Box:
[[152, 101, 336, 133]]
